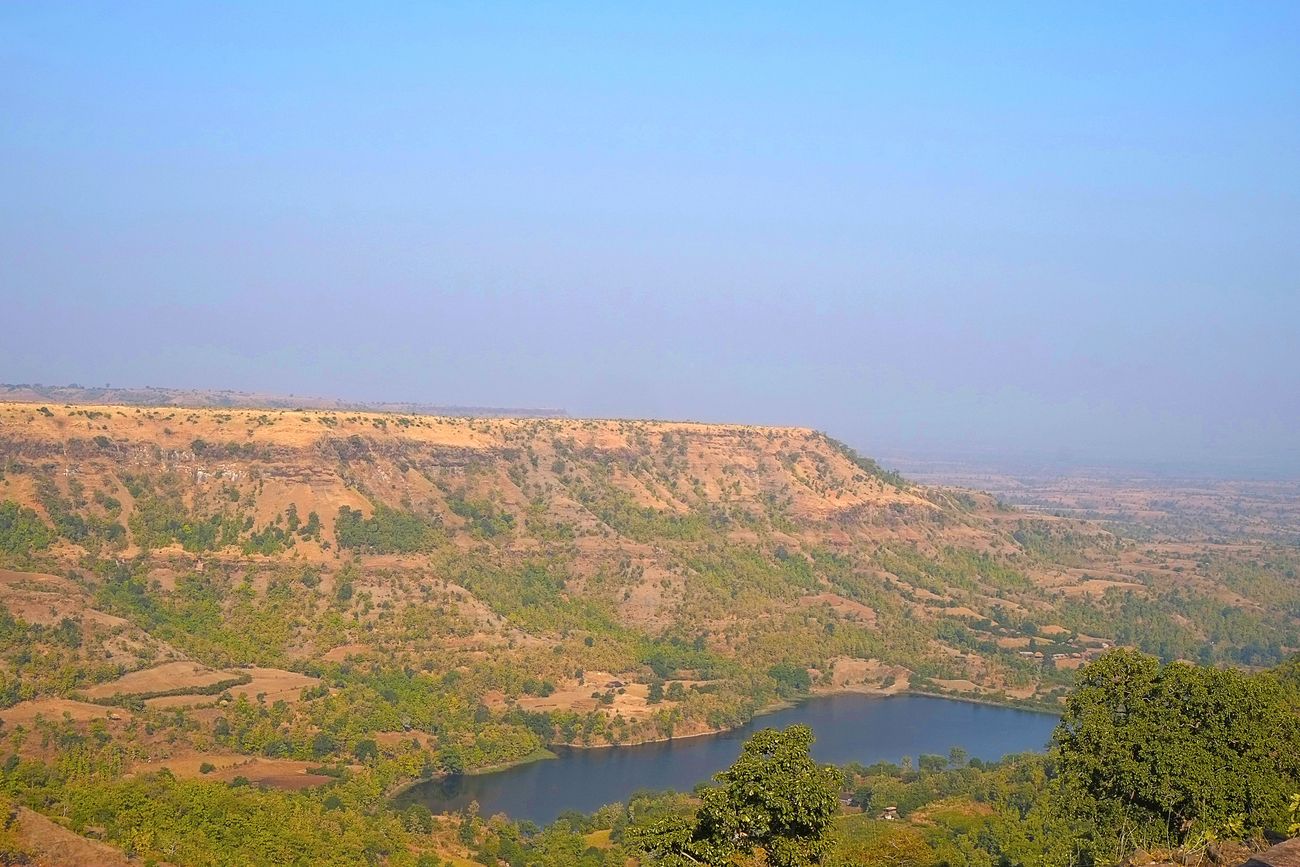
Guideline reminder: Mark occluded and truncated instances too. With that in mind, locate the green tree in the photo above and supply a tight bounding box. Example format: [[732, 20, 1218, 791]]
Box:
[[1052, 649, 1300, 857], [311, 732, 337, 759], [631, 724, 841, 866], [438, 744, 465, 776], [918, 753, 947, 773]]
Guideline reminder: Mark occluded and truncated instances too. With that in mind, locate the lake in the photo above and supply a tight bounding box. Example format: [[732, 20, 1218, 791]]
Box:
[[395, 693, 1060, 825]]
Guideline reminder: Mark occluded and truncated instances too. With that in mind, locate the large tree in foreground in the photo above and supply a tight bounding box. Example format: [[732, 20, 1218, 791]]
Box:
[[1052, 649, 1300, 858], [631, 724, 842, 866]]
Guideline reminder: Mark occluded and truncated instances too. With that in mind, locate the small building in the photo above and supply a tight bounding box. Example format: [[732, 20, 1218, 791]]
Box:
[[881, 805, 899, 821]]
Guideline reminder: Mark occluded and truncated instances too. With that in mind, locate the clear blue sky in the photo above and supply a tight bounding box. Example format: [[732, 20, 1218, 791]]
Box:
[[3, 3, 1298, 474]]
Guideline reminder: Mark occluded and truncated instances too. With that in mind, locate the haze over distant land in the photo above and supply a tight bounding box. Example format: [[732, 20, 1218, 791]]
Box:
[[0, 384, 566, 420], [2, 3, 1298, 476]]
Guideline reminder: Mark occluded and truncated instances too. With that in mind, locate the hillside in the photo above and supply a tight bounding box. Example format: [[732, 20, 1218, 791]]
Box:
[[0, 401, 1296, 778]]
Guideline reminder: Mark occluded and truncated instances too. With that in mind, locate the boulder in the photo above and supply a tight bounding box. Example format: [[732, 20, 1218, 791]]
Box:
[[1243, 839, 1300, 867]]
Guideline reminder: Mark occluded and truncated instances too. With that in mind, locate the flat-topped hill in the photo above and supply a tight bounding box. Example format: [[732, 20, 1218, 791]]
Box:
[[0, 401, 960, 565], [0, 400, 1294, 767]]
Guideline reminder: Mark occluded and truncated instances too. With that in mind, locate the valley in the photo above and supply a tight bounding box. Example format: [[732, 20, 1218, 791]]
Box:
[[0, 400, 1296, 864], [1, 402, 1294, 757]]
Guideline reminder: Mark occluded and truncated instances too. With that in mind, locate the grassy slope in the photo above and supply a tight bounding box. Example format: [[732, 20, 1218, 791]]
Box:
[[0, 401, 1295, 766]]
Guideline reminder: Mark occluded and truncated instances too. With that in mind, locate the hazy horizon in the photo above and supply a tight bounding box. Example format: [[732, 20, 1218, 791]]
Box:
[[4, 3, 1298, 477]]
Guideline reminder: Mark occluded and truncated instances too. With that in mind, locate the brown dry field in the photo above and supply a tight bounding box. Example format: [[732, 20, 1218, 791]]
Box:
[[132, 754, 333, 790], [82, 660, 229, 699], [0, 698, 124, 726], [932, 678, 984, 693], [821, 657, 911, 693], [225, 667, 320, 702], [137, 668, 318, 708], [376, 731, 435, 750], [798, 592, 878, 626], [319, 642, 372, 663], [504, 671, 665, 721]]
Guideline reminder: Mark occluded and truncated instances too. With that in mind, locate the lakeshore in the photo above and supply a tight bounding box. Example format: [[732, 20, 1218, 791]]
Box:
[[394, 692, 1061, 824]]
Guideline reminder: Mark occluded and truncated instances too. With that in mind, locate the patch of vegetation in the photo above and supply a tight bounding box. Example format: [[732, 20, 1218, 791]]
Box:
[[0, 500, 54, 557], [334, 505, 441, 554], [34, 479, 124, 547], [445, 491, 514, 538], [94, 568, 300, 666], [127, 481, 242, 552], [448, 556, 619, 634], [0, 609, 121, 707]]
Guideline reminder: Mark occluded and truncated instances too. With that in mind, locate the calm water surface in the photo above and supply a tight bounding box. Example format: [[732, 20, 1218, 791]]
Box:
[[396, 694, 1059, 825]]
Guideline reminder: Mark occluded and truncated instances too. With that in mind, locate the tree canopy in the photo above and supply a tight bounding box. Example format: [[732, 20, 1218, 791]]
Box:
[[1052, 648, 1300, 857], [631, 724, 842, 866]]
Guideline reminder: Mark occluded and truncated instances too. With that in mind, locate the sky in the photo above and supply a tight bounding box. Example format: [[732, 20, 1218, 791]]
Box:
[[2, 2, 1298, 476]]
